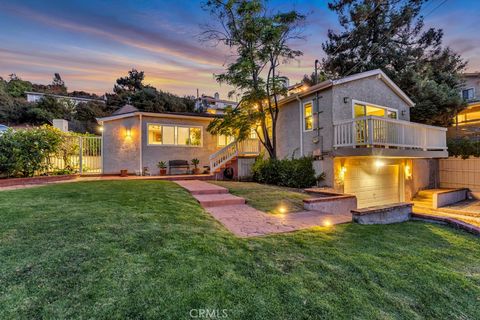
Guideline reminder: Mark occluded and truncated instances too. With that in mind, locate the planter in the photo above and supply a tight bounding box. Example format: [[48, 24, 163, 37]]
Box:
[[159, 168, 167, 175], [192, 168, 200, 175], [120, 169, 128, 177]]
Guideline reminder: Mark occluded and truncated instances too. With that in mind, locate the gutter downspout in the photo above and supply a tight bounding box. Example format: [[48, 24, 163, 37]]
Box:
[[139, 114, 143, 175], [296, 95, 303, 157]]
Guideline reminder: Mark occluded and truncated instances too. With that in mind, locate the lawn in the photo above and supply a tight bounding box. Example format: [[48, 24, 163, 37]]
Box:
[[211, 181, 310, 214], [0, 180, 479, 319]]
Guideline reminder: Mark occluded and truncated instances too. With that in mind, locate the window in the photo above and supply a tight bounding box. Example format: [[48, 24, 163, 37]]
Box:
[[147, 124, 202, 146], [304, 102, 313, 131], [217, 135, 234, 147], [353, 102, 397, 119], [462, 88, 475, 101]]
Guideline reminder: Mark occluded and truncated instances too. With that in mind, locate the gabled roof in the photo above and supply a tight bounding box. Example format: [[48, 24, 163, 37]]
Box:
[[112, 104, 139, 115], [279, 69, 415, 107]]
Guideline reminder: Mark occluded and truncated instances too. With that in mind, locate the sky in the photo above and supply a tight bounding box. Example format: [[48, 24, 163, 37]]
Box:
[[0, 0, 479, 98]]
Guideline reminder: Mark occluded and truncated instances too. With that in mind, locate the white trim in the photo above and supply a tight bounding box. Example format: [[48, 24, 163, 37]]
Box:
[[303, 100, 314, 132], [97, 111, 215, 124], [146, 123, 203, 147], [351, 99, 399, 119], [139, 114, 143, 174]]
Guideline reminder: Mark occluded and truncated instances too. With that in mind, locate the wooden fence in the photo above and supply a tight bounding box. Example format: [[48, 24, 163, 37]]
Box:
[[439, 157, 480, 193]]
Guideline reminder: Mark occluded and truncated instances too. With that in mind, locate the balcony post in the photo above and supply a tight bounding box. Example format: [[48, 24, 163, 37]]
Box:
[[423, 128, 427, 151], [367, 117, 374, 146]]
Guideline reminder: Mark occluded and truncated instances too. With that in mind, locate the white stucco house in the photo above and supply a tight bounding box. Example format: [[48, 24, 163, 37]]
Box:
[[97, 69, 448, 208]]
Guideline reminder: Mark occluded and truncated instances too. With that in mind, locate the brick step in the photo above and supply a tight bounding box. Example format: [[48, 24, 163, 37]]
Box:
[[193, 193, 246, 207]]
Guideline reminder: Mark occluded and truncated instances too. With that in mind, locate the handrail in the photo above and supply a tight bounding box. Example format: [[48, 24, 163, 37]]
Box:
[[209, 138, 260, 172], [334, 116, 448, 131]]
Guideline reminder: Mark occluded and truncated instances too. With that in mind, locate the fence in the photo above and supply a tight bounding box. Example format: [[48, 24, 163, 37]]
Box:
[[439, 157, 480, 193], [48, 136, 102, 175]]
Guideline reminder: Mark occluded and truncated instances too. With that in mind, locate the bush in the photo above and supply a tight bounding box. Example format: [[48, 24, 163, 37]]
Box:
[[0, 126, 63, 177], [447, 138, 480, 159], [252, 155, 317, 188]]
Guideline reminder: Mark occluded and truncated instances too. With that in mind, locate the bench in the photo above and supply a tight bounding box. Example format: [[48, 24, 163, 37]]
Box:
[[169, 160, 190, 175], [351, 203, 412, 224]]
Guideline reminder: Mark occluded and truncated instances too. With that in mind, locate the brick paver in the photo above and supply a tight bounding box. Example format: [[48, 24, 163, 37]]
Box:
[[175, 180, 351, 237]]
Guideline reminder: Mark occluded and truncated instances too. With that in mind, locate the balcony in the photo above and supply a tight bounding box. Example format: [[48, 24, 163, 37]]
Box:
[[333, 116, 447, 158]]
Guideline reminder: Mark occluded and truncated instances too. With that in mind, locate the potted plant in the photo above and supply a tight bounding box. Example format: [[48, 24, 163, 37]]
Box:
[[191, 158, 200, 174], [120, 169, 128, 177], [157, 161, 167, 175]]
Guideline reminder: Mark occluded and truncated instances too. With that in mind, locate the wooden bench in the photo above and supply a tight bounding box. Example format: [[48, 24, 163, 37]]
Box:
[[169, 160, 190, 175]]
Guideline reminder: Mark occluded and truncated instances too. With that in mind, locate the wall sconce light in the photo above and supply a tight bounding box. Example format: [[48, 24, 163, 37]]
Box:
[[125, 128, 132, 139], [343, 97, 349, 104], [99, 126, 104, 132], [401, 109, 406, 116], [339, 165, 347, 180], [374, 159, 385, 168], [405, 164, 412, 180]]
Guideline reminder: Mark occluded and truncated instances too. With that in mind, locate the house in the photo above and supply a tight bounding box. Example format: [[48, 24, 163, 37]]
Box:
[[194, 93, 237, 115], [26, 91, 105, 106], [271, 69, 447, 208], [98, 69, 448, 208], [97, 104, 259, 176], [448, 72, 480, 139]]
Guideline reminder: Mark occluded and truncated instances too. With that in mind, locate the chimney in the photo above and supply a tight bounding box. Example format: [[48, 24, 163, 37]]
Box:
[[214, 92, 220, 100]]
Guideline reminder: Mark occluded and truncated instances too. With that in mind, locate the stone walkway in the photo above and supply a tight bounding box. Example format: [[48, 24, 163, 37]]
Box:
[[174, 180, 351, 237]]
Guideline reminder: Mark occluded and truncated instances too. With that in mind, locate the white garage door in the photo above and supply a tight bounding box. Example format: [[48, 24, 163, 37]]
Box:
[[344, 163, 400, 208]]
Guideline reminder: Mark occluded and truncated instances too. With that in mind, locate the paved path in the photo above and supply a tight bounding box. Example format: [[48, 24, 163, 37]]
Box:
[[174, 180, 351, 237]]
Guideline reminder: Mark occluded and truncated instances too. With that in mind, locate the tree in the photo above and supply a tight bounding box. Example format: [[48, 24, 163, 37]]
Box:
[[322, 0, 466, 127], [302, 70, 329, 87], [114, 69, 145, 94], [49, 73, 67, 95], [6, 74, 32, 98], [202, 0, 305, 159]]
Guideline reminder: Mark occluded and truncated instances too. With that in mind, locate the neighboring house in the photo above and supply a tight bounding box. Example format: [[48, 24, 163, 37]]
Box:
[[97, 104, 259, 176], [26, 91, 105, 106], [448, 72, 480, 139], [194, 93, 237, 115], [98, 69, 448, 208], [272, 69, 447, 208]]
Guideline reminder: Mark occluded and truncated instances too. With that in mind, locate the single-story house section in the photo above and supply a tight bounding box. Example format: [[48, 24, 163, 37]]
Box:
[[97, 104, 259, 176]]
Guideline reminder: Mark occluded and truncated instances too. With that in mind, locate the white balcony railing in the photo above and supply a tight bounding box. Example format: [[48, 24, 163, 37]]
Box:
[[333, 116, 447, 150]]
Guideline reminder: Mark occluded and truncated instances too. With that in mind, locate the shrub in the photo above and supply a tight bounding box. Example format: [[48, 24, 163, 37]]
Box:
[[0, 126, 63, 177], [252, 155, 317, 188], [447, 138, 480, 159]]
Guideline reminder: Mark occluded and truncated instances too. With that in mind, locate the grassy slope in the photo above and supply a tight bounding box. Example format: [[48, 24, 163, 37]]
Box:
[[0, 180, 478, 319], [210, 181, 310, 214]]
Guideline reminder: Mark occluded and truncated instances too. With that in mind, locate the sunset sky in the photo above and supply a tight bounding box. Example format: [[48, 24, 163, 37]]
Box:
[[0, 0, 478, 98]]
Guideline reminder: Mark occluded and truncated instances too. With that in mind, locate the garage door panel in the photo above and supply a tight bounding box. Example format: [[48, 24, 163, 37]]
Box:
[[344, 164, 400, 208]]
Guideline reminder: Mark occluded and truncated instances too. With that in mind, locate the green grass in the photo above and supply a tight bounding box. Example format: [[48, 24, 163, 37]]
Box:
[[211, 181, 310, 214], [0, 180, 479, 319]]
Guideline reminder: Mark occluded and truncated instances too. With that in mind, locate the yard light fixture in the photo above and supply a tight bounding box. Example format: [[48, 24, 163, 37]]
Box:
[[278, 206, 287, 214], [323, 219, 332, 227]]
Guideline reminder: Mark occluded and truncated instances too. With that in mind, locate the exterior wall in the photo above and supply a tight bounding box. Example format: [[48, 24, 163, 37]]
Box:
[[331, 76, 411, 123], [141, 115, 220, 175], [439, 157, 480, 195], [405, 159, 439, 200], [276, 89, 334, 158], [102, 116, 141, 174]]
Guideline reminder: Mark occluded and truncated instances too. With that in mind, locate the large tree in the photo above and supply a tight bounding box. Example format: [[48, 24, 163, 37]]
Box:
[[202, 0, 305, 159], [322, 0, 466, 126]]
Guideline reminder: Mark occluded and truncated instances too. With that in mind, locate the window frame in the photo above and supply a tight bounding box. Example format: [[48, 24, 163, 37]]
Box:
[[303, 101, 314, 132], [351, 99, 399, 120], [462, 88, 475, 101], [146, 123, 203, 147]]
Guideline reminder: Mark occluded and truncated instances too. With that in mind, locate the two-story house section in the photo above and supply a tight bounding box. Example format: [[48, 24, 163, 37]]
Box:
[[449, 72, 480, 139], [275, 69, 447, 208]]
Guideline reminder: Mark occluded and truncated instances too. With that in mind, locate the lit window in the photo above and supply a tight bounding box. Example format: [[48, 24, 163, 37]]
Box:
[[218, 135, 234, 146], [387, 110, 397, 119], [462, 88, 475, 101], [147, 124, 202, 146], [304, 103, 313, 131]]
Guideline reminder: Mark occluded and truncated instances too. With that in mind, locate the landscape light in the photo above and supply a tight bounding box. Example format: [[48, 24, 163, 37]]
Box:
[[323, 219, 332, 227], [278, 206, 287, 214]]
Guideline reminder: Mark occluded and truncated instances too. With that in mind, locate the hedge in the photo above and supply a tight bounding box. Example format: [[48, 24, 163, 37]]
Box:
[[447, 138, 480, 159]]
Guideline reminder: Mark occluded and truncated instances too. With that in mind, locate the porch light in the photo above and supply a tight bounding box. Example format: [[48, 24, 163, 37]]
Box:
[[374, 159, 385, 168], [98, 126, 104, 132], [339, 166, 347, 180], [125, 128, 132, 139], [405, 164, 412, 180]]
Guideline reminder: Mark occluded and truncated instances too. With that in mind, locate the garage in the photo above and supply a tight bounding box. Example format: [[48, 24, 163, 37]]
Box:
[[343, 159, 402, 208]]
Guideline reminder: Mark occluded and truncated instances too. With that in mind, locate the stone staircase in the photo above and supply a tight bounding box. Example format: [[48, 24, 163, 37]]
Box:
[[412, 190, 434, 208], [174, 180, 245, 207]]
